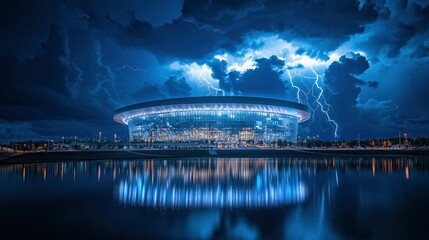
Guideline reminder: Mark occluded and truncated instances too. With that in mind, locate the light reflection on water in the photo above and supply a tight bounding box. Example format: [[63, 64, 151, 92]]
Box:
[[1, 157, 421, 181], [1, 157, 429, 239], [117, 159, 307, 208]]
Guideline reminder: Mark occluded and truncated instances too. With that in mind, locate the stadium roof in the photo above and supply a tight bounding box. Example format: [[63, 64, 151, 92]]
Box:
[[114, 96, 310, 125]]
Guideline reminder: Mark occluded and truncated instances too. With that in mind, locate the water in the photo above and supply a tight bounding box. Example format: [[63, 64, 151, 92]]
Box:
[[1, 157, 429, 239]]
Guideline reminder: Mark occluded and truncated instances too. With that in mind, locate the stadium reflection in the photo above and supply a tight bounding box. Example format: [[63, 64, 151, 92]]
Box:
[[116, 158, 307, 209], [1, 157, 428, 238]]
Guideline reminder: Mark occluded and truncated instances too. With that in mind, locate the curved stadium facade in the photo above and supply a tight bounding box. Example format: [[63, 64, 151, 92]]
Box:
[[114, 96, 310, 147]]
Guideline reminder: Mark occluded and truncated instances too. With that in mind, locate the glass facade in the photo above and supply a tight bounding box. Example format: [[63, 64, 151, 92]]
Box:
[[115, 97, 310, 147], [127, 109, 298, 144]]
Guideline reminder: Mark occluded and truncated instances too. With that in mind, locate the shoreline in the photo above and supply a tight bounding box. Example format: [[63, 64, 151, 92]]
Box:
[[1, 149, 429, 164]]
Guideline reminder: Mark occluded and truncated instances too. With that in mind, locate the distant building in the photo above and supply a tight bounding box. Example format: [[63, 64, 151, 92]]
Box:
[[114, 96, 310, 146]]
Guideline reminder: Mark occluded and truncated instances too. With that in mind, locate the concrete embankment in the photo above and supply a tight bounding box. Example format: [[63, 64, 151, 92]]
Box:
[[1, 149, 429, 164]]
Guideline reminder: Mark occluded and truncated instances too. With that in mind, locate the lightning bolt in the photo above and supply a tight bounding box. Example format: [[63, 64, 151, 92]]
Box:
[[112, 64, 146, 72], [286, 70, 302, 103], [286, 67, 339, 138], [197, 71, 225, 96], [287, 70, 316, 124], [310, 67, 339, 138], [106, 64, 146, 103]]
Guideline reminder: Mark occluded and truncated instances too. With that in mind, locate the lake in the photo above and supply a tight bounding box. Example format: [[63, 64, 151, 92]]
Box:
[[1, 157, 428, 239]]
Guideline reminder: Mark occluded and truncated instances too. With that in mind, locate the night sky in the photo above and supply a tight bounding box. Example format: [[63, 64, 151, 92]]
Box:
[[1, 0, 428, 143]]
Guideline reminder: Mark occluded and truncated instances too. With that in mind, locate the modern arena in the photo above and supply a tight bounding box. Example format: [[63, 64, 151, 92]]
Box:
[[114, 96, 310, 148]]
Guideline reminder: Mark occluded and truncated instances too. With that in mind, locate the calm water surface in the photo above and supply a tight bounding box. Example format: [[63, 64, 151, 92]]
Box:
[[1, 157, 429, 239]]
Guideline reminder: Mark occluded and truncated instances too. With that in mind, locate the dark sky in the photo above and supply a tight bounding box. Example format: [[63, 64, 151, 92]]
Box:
[[1, 0, 428, 142]]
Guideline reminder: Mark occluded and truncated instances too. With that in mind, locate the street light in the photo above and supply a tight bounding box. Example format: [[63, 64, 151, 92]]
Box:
[[99, 132, 102, 143]]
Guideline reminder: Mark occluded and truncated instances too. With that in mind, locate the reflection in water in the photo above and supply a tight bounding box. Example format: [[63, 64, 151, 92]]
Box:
[[0, 157, 429, 239], [117, 159, 306, 208], [0, 157, 423, 183], [0, 157, 425, 210]]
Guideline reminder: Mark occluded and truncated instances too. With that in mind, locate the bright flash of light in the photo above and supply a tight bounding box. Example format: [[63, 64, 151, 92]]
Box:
[[286, 70, 316, 124], [169, 62, 225, 96], [286, 67, 339, 138], [310, 67, 339, 138], [169, 34, 345, 137], [196, 69, 225, 96], [215, 35, 337, 74], [286, 70, 302, 103]]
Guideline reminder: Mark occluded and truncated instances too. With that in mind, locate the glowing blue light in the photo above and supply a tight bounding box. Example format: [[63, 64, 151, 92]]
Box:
[[116, 159, 307, 209], [114, 101, 310, 125]]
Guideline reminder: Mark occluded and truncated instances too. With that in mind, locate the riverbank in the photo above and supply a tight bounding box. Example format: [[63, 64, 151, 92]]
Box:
[[0, 152, 16, 161], [1, 148, 429, 164]]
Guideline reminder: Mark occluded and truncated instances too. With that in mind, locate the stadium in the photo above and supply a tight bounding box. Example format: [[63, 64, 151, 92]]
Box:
[[114, 96, 310, 147]]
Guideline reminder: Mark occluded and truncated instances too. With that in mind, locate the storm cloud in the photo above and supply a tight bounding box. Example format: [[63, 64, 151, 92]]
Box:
[[0, 0, 428, 141]]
